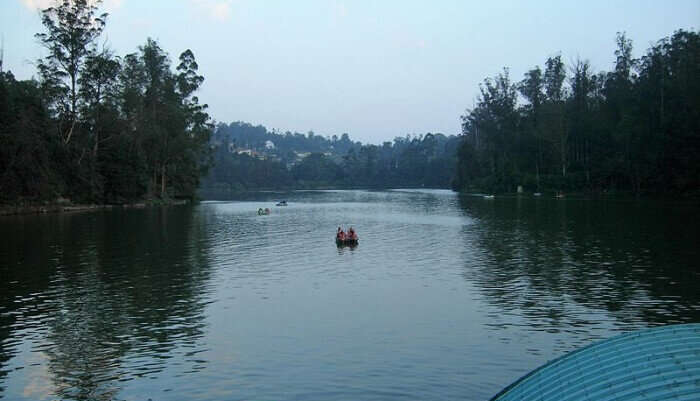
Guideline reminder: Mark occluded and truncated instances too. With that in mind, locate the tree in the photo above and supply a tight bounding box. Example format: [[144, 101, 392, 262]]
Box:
[[173, 48, 213, 197], [518, 66, 545, 189], [454, 30, 699, 196], [0, 1, 216, 205], [35, 0, 107, 144], [129, 39, 212, 199], [603, 32, 640, 191], [634, 30, 699, 193], [292, 153, 342, 185], [78, 48, 121, 158], [0, 72, 58, 200], [568, 59, 593, 184], [459, 68, 519, 191], [543, 55, 567, 177], [544, 55, 566, 102]]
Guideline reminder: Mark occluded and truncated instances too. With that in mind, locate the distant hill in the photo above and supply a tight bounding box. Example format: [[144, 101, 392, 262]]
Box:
[[212, 122, 361, 156], [200, 122, 460, 195]]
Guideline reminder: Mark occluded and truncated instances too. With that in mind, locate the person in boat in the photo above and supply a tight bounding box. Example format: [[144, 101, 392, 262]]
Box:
[[347, 226, 357, 240], [258, 208, 264, 215], [337, 227, 346, 240], [264, 208, 271, 214]]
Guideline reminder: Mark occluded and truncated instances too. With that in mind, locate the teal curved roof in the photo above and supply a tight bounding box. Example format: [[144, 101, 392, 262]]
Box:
[[491, 324, 700, 401]]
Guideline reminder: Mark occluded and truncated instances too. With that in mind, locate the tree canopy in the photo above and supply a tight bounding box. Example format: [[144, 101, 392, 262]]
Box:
[[454, 30, 699, 196], [1, 0, 212, 204]]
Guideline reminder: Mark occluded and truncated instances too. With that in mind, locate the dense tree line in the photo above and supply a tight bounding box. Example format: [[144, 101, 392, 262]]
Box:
[[454, 30, 699, 195], [202, 124, 460, 193], [0, 0, 211, 204]]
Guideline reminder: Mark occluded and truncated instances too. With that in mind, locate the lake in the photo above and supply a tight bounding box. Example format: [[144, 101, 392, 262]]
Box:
[[1, 189, 698, 400]]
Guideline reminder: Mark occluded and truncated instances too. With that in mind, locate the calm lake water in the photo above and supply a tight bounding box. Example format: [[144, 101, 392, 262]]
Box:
[[1, 189, 698, 400]]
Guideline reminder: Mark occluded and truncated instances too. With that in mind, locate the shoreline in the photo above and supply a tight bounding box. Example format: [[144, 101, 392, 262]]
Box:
[[0, 199, 190, 216]]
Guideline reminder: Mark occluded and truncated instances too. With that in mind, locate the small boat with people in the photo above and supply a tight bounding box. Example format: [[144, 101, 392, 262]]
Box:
[[257, 207, 271, 215], [276, 200, 288, 206], [336, 226, 359, 246]]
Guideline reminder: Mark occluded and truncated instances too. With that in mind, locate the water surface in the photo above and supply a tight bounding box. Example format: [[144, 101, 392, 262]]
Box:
[[1, 190, 698, 400]]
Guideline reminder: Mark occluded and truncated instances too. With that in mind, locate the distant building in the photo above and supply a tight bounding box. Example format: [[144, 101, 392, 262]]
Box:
[[232, 147, 267, 160]]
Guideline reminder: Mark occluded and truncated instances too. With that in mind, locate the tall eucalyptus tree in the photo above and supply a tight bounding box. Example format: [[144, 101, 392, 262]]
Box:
[[35, 0, 107, 144]]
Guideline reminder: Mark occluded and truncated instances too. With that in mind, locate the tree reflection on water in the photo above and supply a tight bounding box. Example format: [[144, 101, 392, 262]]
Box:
[[457, 195, 700, 338], [0, 206, 213, 400]]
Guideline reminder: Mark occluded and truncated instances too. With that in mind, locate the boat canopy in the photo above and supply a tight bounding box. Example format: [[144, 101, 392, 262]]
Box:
[[491, 324, 700, 401]]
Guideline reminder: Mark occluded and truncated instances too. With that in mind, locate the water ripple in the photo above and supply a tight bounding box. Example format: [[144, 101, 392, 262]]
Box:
[[0, 191, 697, 400]]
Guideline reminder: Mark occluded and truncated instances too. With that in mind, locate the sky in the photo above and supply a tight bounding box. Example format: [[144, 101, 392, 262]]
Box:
[[1, 0, 698, 144]]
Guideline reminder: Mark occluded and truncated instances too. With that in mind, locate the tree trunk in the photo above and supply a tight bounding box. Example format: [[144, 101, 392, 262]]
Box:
[[161, 164, 166, 198], [152, 168, 158, 197], [71, 73, 77, 115], [561, 139, 567, 177], [560, 116, 567, 177], [93, 86, 101, 158], [585, 139, 590, 187]]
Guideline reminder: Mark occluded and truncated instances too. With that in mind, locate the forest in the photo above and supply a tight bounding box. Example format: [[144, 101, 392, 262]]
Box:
[[453, 30, 699, 195], [0, 0, 211, 204], [0, 0, 458, 204], [201, 122, 460, 193], [1, 1, 696, 204]]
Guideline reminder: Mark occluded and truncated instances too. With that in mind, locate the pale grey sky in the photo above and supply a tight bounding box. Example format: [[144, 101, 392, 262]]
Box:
[[1, 0, 698, 143]]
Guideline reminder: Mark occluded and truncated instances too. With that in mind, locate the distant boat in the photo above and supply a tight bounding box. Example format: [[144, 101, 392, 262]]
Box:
[[336, 229, 359, 246], [533, 192, 542, 196], [257, 208, 270, 215], [335, 236, 360, 246], [483, 195, 495, 199], [336, 237, 359, 246], [276, 200, 288, 206]]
